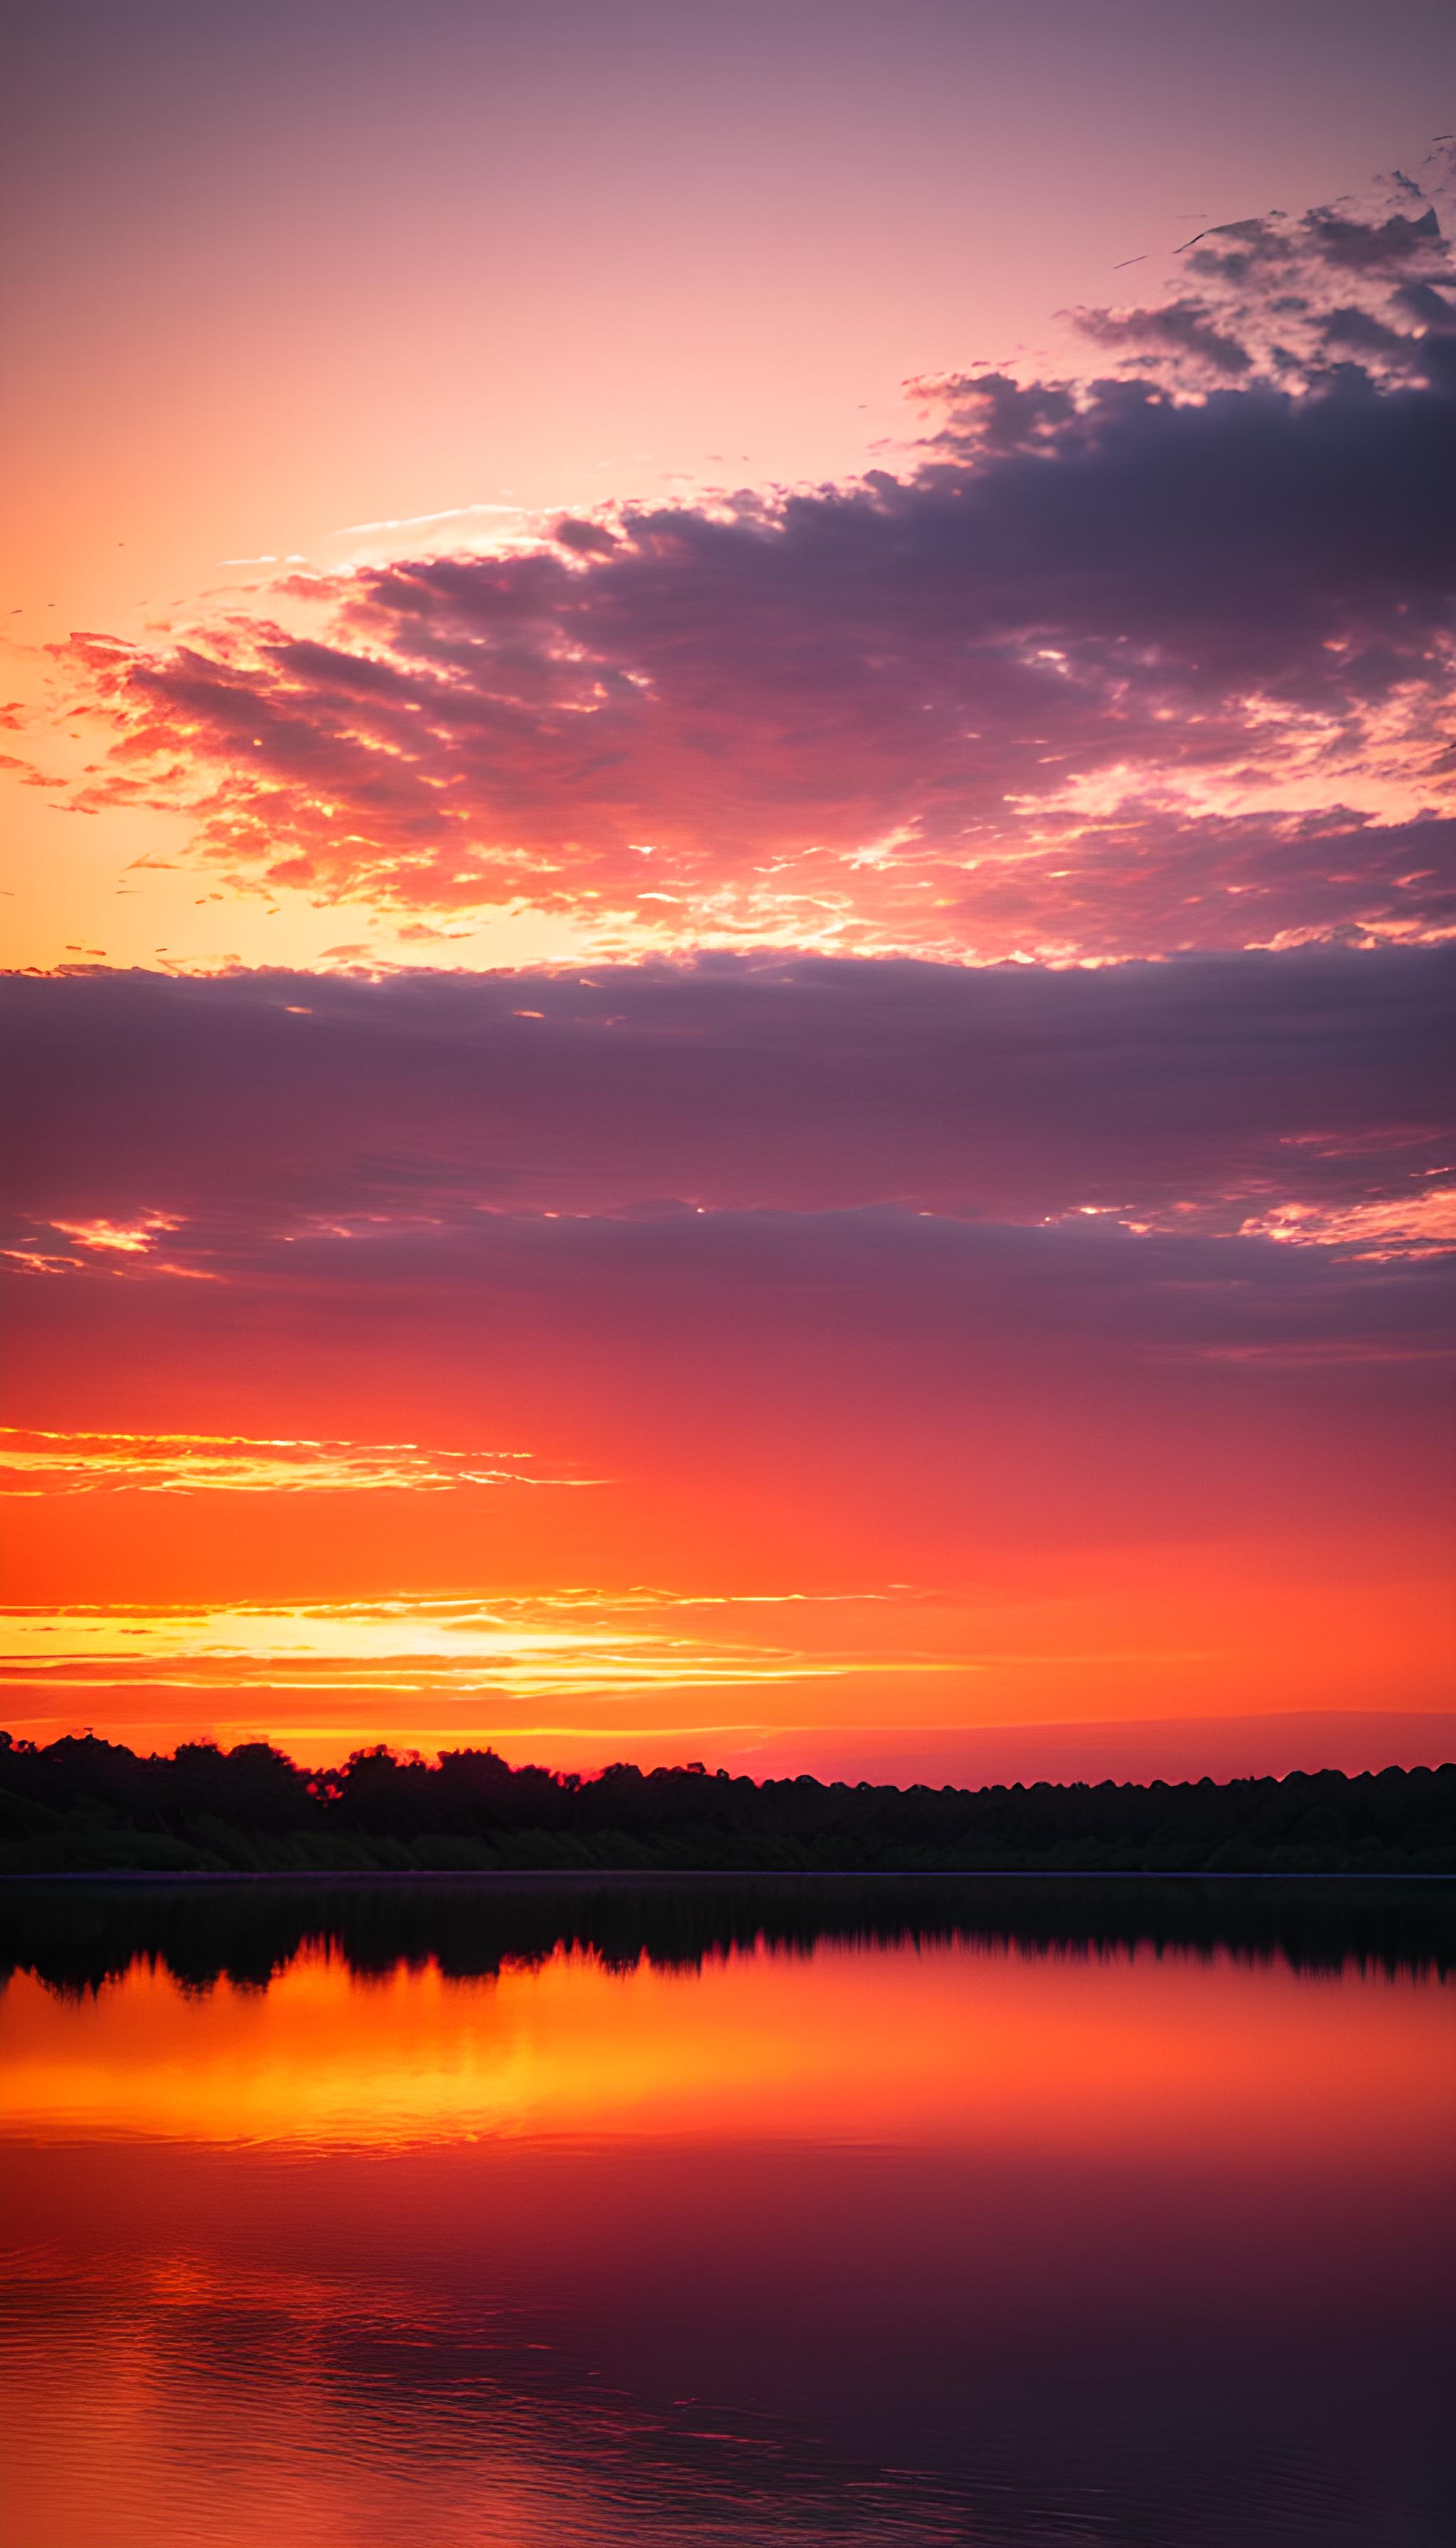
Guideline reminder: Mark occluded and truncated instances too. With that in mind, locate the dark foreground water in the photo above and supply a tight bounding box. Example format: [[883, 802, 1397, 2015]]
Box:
[[1, 1878, 1452, 2547]]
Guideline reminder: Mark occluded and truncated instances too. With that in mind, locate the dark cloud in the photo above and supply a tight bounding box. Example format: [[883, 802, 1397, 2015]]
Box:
[[55, 161, 1456, 960], [1085, 164, 1456, 395], [5, 954, 1448, 1560], [28, 1194, 1445, 1366], [1069, 301, 1252, 378], [4, 947, 1451, 1240], [5, 1163, 1450, 1562]]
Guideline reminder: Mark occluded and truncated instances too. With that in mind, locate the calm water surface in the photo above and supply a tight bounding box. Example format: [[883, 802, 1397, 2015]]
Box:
[[1, 1880, 1452, 2547]]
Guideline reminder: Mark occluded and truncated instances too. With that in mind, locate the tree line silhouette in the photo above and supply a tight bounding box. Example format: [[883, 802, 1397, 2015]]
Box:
[[1, 1730, 1452, 1875]]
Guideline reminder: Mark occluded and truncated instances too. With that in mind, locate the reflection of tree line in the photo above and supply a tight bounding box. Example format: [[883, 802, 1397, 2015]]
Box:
[[1, 1732, 1452, 1883], [2, 1870, 1451, 1996]]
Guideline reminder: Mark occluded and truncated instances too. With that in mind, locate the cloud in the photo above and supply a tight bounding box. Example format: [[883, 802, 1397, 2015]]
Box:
[[4, 1191, 1449, 1583], [53, 161, 1456, 961], [0, 1427, 592, 1497], [1236, 1187, 1456, 1260], [0, 1588, 937, 1708], [332, 503, 522, 538], [1056, 155, 1456, 399], [0, 1208, 213, 1282], [1068, 301, 1253, 379], [5, 1167, 1452, 1379], [6, 958, 1450, 1474], [4, 948, 1451, 1241], [46, 1213, 181, 1256], [4, 968, 1445, 1595]]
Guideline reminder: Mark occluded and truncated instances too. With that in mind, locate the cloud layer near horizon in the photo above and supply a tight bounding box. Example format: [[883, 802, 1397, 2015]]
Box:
[[5, 948, 1451, 1240], [54, 168, 1456, 960], [4, 956, 1450, 1570]]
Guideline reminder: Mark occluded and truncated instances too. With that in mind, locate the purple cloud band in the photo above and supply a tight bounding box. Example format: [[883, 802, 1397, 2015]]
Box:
[[5, 948, 1450, 1233]]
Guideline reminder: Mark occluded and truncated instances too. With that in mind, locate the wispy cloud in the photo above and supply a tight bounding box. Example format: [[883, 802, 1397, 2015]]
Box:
[[0, 1590, 954, 1701], [331, 503, 523, 538], [1236, 1186, 1456, 1260], [0, 1429, 599, 1497], [1, 1211, 213, 1280], [48, 1211, 181, 1256]]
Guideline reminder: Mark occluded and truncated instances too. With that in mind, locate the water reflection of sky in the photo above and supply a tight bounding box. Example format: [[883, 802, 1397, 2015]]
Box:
[[2, 1912, 1452, 2546]]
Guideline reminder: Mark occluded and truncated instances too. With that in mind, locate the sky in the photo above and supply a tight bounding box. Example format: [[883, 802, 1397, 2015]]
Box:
[[2, 0, 1453, 1779]]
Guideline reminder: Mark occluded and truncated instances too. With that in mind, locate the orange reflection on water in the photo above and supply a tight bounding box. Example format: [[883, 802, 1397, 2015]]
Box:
[[3, 1929, 1453, 2548], [2, 1937, 1450, 2166]]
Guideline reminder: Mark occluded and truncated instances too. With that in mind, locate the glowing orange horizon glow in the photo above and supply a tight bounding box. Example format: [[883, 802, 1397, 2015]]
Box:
[[4, 1527, 1452, 1783], [6, 1470, 1454, 1780]]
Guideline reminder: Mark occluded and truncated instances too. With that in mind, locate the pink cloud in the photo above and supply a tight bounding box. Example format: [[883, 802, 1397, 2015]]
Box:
[[55, 162, 1456, 962]]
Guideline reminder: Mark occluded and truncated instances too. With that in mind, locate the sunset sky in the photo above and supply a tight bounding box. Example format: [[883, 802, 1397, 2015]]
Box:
[[3, 0, 1453, 1779]]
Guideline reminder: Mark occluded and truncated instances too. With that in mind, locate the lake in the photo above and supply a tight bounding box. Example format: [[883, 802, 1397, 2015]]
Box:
[[1, 1878, 1452, 2547]]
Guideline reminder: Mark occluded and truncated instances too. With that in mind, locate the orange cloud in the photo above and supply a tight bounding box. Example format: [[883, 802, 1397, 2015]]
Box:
[[1236, 1186, 1456, 1258], [0, 1428, 598, 1499]]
